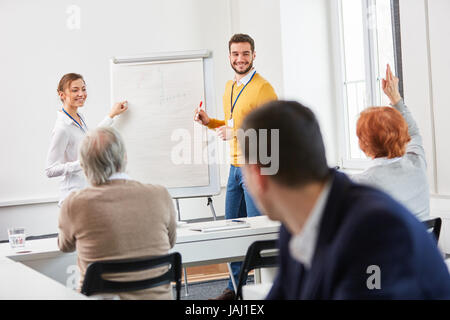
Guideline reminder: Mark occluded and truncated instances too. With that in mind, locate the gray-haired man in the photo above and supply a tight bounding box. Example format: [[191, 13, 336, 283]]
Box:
[[58, 127, 177, 300]]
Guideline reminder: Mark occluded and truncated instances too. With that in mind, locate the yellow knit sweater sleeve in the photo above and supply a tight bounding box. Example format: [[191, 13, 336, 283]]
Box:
[[206, 118, 226, 130], [256, 82, 278, 107]]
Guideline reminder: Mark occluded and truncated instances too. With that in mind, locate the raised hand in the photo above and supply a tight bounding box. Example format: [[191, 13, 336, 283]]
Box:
[[382, 64, 402, 105], [194, 101, 210, 125], [109, 101, 128, 118]]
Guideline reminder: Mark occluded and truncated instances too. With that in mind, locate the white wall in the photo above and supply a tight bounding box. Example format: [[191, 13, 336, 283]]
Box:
[[426, 0, 450, 196], [399, 0, 450, 253], [229, 0, 284, 97], [0, 0, 284, 241], [399, 0, 437, 194], [279, 0, 339, 166]]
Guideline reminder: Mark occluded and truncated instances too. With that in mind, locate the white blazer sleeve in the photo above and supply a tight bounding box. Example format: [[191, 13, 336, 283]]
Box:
[[45, 127, 82, 178], [98, 116, 113, 127]]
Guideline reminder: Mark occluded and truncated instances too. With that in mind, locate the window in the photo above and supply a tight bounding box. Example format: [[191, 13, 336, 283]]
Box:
[[335, 0, 403, 169]]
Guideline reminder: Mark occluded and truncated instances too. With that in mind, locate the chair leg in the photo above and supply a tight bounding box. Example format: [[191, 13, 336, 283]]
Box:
[[183, 267, 189, 296], [254, 268, 261, 284], [227, 262, 237, 293], [176, 282, 181, 300]]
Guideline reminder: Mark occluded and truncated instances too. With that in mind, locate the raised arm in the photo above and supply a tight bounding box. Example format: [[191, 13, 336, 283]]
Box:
[[98, 101, 128, 127], [383, 65, 425, 161]]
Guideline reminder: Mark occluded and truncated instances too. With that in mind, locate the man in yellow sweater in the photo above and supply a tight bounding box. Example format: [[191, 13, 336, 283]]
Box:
[[195, 33, 277, 299]]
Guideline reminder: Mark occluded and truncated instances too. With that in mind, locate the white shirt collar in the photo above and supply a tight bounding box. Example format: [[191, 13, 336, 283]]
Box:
[[57, 110, 87, 129], [57, 110, 73, 126], [108, 172, 132, 181], [289, 177, 333, 269], [369, 156, 402, 168], [234, 68, 256, 86]]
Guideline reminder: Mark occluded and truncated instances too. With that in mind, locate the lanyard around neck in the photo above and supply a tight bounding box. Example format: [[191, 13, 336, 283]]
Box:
[[62, 108, 86, 132], [230, 71, 256, 119]]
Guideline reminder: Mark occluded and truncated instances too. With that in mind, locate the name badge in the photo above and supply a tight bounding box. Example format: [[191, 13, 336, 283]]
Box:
[[227, 119, 234, 128]]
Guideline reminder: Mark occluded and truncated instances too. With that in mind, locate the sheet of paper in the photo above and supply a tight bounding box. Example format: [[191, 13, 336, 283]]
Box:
[[112, 59, 210, 189]]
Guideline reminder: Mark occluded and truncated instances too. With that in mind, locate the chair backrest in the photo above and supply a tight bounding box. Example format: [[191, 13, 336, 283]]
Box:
[[236, 239, 278, 300], [81, 252, 182, 300], [423, 217, 442, 243]]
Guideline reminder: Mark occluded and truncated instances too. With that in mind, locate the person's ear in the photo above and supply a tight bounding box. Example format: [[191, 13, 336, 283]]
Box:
[[252, 50, 256, 61], [249, 164, 268, 192], [59, 91, 66, 103]]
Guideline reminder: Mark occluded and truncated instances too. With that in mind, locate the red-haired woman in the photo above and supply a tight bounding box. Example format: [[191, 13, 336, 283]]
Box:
[[351, 65, 429, 220], [45, 73, 128, 206]]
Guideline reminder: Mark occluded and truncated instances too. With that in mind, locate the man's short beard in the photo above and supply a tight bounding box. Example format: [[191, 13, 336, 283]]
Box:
[[232, 61, 254, 75]]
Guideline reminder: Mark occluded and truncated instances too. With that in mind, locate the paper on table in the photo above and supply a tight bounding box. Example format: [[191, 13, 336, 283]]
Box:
[[190, 220, 250, 233]]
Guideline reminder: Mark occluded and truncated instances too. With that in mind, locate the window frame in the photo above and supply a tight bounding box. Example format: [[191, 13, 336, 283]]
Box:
[[332, 0, 403, 170]]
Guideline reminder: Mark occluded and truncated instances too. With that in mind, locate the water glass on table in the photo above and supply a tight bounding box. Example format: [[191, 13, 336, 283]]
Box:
[[7, 227, 26, 249]]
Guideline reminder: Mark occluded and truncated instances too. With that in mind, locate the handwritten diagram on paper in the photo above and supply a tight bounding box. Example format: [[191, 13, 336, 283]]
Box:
[[111, 59, 210, 190]]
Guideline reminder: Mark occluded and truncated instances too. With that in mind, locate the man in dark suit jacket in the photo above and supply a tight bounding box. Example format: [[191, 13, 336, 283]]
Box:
[[238, 100, 450, 299]]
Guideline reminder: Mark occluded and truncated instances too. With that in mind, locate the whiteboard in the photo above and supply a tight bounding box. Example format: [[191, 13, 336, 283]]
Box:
[[110, 51, 220, 198]]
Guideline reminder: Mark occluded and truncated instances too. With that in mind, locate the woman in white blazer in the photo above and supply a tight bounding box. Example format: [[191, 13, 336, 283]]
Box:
[[45, 73, 128, 206]]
